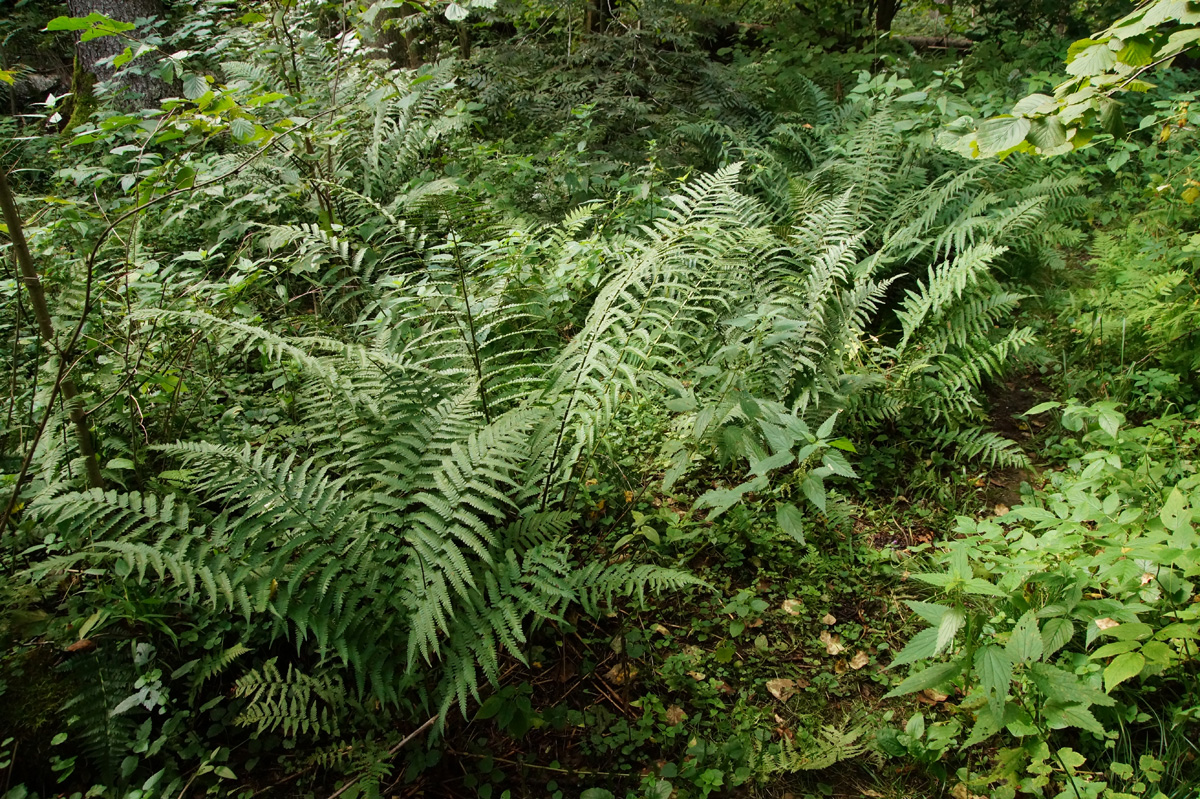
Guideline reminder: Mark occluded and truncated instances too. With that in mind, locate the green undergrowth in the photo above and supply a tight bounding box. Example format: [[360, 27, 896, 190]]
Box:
[[1, 1, 1199, 798]]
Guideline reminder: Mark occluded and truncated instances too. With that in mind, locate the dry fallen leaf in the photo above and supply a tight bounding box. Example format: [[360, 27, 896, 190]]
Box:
[[65, 639, 96, 653], [605, 663, 639, 685], [766, 678, 797, 701], [782, 599, 803, 616], [1140, 572, 1155, 586], [993, 503, 1010, 516], [1095, 617, 1120, 630], [860, 790, 884, 798], [687, 670, 706, 681], [849, 650, 870, 670], [917, 688, 949, 704], [665, 705, 687, 725], [833, 659, 848, 675], [819, 630, 846, 655], [821, 613, 837, 625]]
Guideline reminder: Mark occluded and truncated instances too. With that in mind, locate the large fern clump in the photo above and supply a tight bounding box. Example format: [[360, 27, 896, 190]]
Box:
[[0, 5, 1081, 791]]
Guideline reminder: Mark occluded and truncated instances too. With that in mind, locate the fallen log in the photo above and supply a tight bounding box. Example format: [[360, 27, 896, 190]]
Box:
[[892, 34, 974, 50]]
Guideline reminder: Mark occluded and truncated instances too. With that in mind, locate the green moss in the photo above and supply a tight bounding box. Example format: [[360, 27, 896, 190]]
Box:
[[63, 54, 97, 134]]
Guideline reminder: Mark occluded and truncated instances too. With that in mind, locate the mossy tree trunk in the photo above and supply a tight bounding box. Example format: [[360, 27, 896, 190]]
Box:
[[66, 0, 169, 109]]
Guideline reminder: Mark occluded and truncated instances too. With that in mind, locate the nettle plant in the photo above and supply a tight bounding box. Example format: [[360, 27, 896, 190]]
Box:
[[885, 400, 1200, 799]]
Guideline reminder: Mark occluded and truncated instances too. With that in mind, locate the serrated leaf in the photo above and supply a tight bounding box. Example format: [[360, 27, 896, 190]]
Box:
[[1043, 702, 1106, 736], [976, 116, 1031, 155], [445, 1, 469, 21], [801, 473, 826, 512], [1030, 662, 1116, 708], [883, 660, 962, 699], [936, 607, 965, 655], [816, 411, 840, 440], [1116, 35, 1154, 65], [975, 645, 1012, 723], [905, 600, 952, 626], [1041, 618, 1074, 657], [182, 73, 209, 100], [890, 627, 940, 668], [1067, 43, 1118, 76], [1007, 611, 1044, 663], [776, 503, 806, 545]]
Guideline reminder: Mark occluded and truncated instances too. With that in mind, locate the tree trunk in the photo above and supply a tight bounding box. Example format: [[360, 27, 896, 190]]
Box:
[[0, 168, 105, 490], [377, 5, 424, 69], [875, 0, 899, 31], [585, 0, 611, 33], [66, 0, 169, 109]]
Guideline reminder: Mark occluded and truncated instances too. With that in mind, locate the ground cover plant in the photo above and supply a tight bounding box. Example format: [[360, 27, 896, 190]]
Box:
[[1, 0, 1198, 797]]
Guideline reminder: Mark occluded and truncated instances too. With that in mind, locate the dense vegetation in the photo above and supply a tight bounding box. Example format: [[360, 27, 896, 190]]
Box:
[[1, 0, 1198, 797]]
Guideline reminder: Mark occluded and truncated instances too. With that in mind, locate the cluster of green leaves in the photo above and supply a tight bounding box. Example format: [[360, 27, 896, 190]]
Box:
[[0, 0, 1138, 797], [973, 0, 1200, 156], [886, 401, 1200, 798]]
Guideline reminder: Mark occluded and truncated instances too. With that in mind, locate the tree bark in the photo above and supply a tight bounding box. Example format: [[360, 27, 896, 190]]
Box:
[[66, 0, 169, 109], [875, 0, 899, 31], [0, 168, 105, 490], [377, 5, 424, 69]]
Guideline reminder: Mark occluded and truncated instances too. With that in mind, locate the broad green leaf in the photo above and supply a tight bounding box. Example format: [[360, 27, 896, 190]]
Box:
[[963, 578, 1008, 597], [1023, 401, 1062, 415], [182, 73, 209, 101], [1041, 618, 1075, 657], [1043, 702, 1106, 736], [776, 503, 806, 545], [1105, 622, 1153, 641], [445, 1, 469, 21], [816, 411, 840, 440], [1103, 652, 1145, 692], [1160, 487, 1187, 530], [883, 660, 963, 699], [749, 450, 794, 477], [1067, 43, 1118, 76], [975, 645, 1012, 723], [1164, 27, 1200, 56], [1153, 622, 1199, 640], [905, 600, 952, 626], [1030, 662, 1116, 707], [1012, 94, 1056, 116], [1007, 611, 1044, 663], [936, 607, 965, 655], [694, 475, 768, 520], [1116, 35, 1154, 66], [1139, 640, 1176, 666], [113, 46, 135, 69], [821, 450, 857, 478], [890, 627, 940, 667], [1028, 116, 1069, 153], [47, 13, 136, 33], [1107, 149, 1131, 172], [1097, 408, 1122, 438], [1090, 640, 1141, 659], [801, 473, 826, 512], [976, 116, 1032, 155]]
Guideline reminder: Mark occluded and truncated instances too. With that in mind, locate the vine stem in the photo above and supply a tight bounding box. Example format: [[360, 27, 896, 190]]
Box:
[[0, 166, 104, 489], [324, 715, 437, 799]]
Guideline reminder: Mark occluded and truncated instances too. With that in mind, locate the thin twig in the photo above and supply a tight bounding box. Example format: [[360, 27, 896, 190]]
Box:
[[324, 716, 437, 799]]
